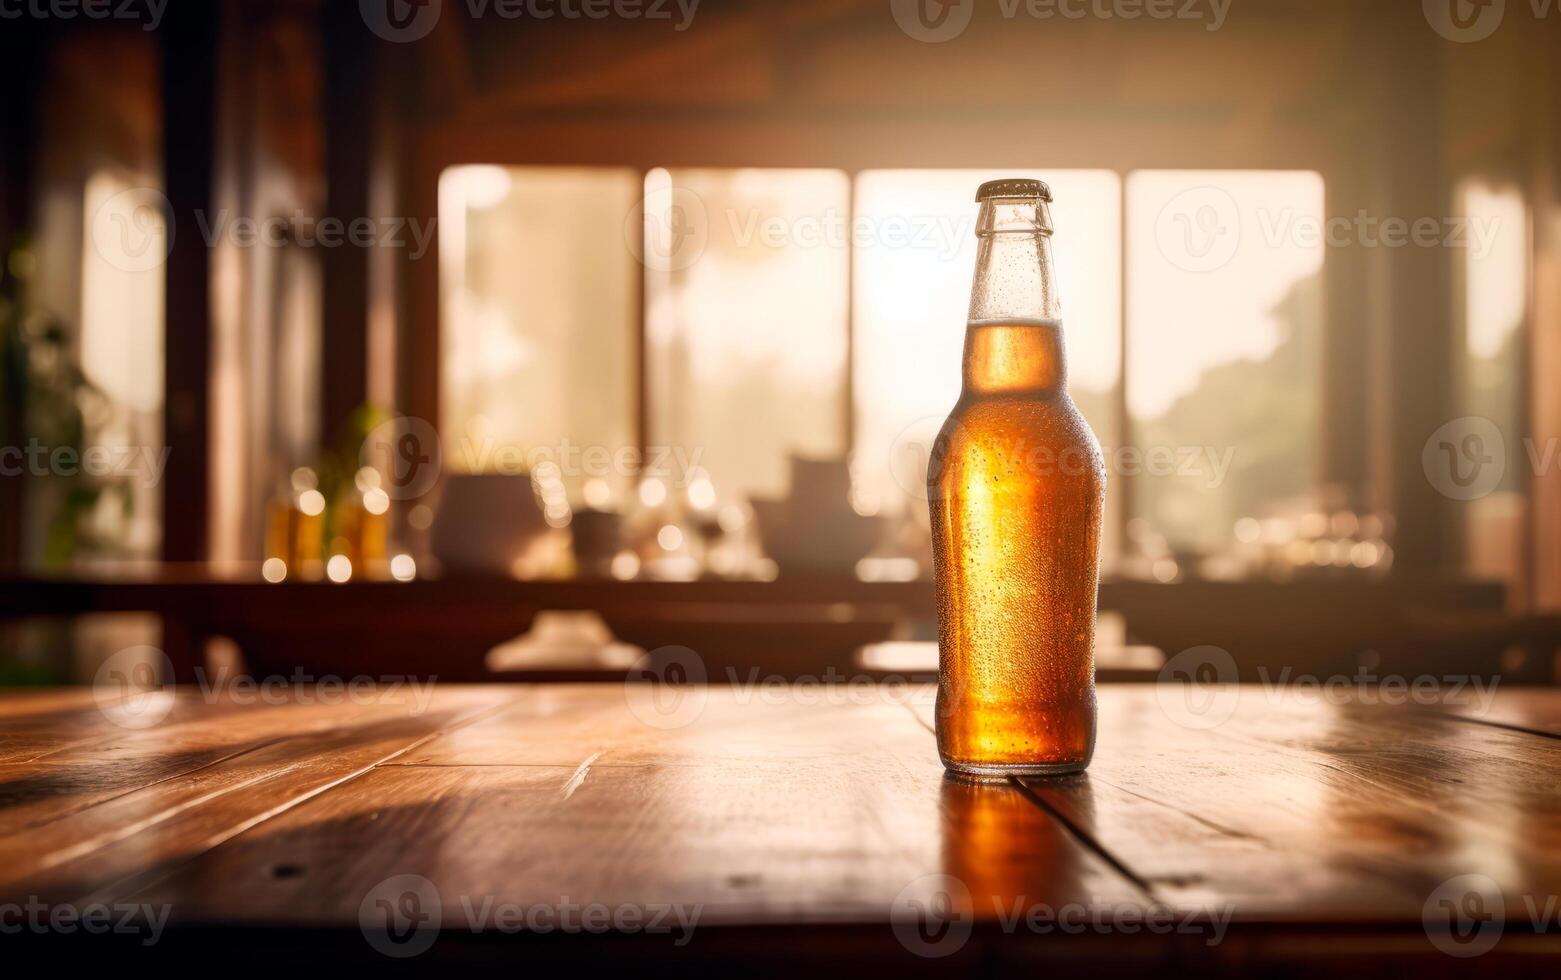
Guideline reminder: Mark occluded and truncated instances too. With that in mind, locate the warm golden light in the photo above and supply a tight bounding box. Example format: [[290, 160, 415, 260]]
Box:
[[582, 478, 612, 509], [261, 558, 287, 583], [363, 488, 390, 516], [326, 555, 352, 583], [657, 525, 684, 551], [639, 479, 667, 508], [610, 550, 640, 580], [686, 477, 716, 511], [298, 490, 326, 518]]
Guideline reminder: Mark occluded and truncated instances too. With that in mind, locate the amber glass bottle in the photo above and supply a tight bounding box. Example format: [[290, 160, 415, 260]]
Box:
[[928, 178, 1106, 777]]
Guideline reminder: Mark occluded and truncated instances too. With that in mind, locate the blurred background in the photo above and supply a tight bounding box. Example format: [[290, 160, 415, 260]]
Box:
[[0, 0, 1556, 688]]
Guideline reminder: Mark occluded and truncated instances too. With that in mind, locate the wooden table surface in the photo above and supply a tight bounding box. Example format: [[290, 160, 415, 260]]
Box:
[[2, 682, 1559, 974]]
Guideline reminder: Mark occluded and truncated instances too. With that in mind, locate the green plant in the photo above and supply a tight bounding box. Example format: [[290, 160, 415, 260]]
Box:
[[0, 237, 128, 565]]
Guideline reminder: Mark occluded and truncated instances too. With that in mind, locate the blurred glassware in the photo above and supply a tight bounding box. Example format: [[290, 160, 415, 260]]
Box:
[[429, 473, 548, 574], [570, 507, 624, 578], [263, 467, 326, 576], [749, 456, 886, 577], [329, 466, 390, 570]]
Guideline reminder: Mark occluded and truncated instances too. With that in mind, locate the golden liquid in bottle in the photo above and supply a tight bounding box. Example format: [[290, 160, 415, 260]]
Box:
[[929, 318, 1105, 776]]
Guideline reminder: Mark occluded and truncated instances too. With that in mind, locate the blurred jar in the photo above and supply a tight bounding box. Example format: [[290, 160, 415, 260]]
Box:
[[264, 468, 327, 572], [331, 467, 391, 569]]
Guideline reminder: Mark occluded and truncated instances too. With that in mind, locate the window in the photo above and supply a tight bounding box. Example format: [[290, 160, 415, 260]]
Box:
[[1125, 170, 1325, 577], [80, 169, 168, 558], [1457, 180, 1528, 590], [645, 168, 850, 504], [852, 169, 1121, 565], [439, 165, 1326, 579], [439, 166, 639, 503]]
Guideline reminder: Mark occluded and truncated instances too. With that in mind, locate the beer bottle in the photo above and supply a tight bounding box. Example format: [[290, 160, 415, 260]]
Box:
[[928, 178, 1106, 777]]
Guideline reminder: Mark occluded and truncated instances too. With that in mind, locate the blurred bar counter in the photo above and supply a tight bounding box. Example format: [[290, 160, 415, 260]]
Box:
[[0, 566, 1528, 686]]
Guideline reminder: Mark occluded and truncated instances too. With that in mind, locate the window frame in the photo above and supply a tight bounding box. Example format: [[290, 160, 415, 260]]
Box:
[[409, 116, 1344, 569]]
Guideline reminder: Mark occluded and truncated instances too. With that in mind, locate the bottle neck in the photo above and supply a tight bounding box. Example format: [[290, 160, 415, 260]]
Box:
[[964, 197, 1066, 397]]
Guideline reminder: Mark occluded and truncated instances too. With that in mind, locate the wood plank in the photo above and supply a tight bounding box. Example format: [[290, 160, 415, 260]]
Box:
[[0, 687, 513, 904], [123, 686, 1145, 936], [4, 681, 1560, 968], [0, 688, 100, 717], [1429, 688, 1561, 739], [0, 692, 467, 832], [1013, 687, 1561, 927], [0, 690, 257, 765]]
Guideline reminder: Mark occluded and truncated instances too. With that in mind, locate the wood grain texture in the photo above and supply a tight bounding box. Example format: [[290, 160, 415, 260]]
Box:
[[131, 686, 1139, 929], [0, 686, 511, 903], [1, 682, 1559, 971], [1017, 688, 1561, 924]]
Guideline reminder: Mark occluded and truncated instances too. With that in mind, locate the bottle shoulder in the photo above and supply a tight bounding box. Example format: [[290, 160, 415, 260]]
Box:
[[944, 391, 1100, 441]]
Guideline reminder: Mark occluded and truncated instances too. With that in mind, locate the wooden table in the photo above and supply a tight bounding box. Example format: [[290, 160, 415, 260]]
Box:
[[0, 566, 1512, 684], [3, 682, 1559, 974]]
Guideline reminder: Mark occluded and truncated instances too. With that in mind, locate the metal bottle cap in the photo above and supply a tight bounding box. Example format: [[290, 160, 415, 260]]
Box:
[[975, 178, 1053, 203]]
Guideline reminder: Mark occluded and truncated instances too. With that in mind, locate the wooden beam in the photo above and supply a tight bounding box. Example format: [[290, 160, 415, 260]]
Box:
[[320, 1, 377, 442], [161, 5, 219, 562], [0, 22, 46, 566]]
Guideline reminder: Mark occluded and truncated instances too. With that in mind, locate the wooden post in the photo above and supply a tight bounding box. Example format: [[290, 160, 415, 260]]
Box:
[[160, 5, 219, 562], [320, 1, 376, 443]]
